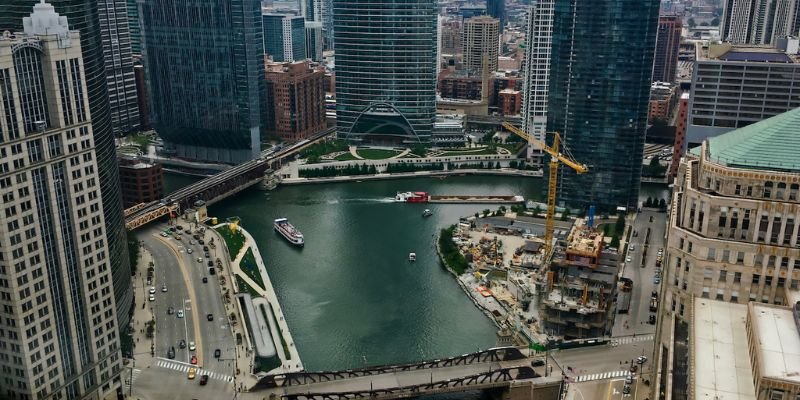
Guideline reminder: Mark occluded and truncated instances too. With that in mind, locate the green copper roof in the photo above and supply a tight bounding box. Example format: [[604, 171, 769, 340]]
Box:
[[690, 107, 800, 172]]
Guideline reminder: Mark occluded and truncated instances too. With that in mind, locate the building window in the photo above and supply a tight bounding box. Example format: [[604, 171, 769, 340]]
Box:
[[764, 182, 773, 198], [752, 274, 761, 284], [704, 268, 713, 278], [688, 242, 693, 253], [758, 215, 769, 242], [718, 211, 727, 228], [734, 184, 741, 195], [730, 291, 738, 302], [776, 182, 786, 199], [789, 184, 798, 201], [734, 272, 741, 283], [778, 277, 785, 288], [719, 270, 727, 282], [784, 218, 795, 246], [707, 248, 716, 261], [716, 289, 724, 300], [765, 276, 773, 286], [722, 249, 730, 262], [770, 217, 781, 243], [746, 186, 753, 196]]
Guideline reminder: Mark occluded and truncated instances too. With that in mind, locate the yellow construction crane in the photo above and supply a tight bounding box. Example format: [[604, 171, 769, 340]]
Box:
[[501, 122, 588, 255]]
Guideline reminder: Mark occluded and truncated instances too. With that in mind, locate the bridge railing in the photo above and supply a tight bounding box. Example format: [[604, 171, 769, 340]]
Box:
[[256, 346, 526, 389], [280, 366, 539, 400]]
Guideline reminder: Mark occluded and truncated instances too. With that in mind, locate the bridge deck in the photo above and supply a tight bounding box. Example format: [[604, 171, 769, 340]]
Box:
[[280, 359, 528, 395]]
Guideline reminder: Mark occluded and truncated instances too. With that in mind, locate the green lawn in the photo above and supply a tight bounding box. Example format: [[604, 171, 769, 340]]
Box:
[[126, 133, 151, 152], [239, 248, 265, 290], [216, 226, 245, 261], [235, 274, 260, 298], [498, 143, 525, 153], [334, 152, 358, 161], [356, 148, 402, 159]]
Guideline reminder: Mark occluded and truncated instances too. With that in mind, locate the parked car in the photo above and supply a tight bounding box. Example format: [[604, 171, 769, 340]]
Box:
[[190, 355, 197, 365], [179, 339, 186, 349], [203, 246, 209, 252], [530, 359, 545, 367], [177, 309, 185, 318], [187, 248, 193, 254], [207, 260, 214, 267], [214, 349, 221, 358], [209, 267, 215, 276], [148, 286, 156, 294], [167, 346, 175, 359], [188, 341, 196, 351], [637, 355, 648, 364], [148, 294, 155, 302], [622, 385, 631, 394]]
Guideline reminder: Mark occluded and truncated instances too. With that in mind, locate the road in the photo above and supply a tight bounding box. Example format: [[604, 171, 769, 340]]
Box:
[[566, 376, 641, 400], [613, 210, 668, 338], [133, 223, 236, 399]]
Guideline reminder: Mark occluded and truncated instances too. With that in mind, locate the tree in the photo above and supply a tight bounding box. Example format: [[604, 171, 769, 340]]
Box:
[[610, 235, 620, 248], [645, 197, 653, 207], [560, 209, 570, 221], [615, 213, 625, 234], [711, 17, 720, 26], [659, 198, 667, 210], [688, 17, 696, 28]]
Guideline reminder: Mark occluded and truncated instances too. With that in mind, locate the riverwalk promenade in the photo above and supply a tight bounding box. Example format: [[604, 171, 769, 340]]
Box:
[[281, 168, 543, 185], [214, 223, 303, 378]]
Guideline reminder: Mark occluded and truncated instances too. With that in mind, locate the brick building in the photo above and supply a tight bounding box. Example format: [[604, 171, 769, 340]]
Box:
[[118, 155, 164, 207], [265, 61, 326, 142], [498, 89, 521, 115]]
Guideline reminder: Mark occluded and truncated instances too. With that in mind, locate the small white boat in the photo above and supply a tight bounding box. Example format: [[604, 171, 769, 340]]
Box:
[[422, 209, 433, 217], [408, 252, 417, 262]]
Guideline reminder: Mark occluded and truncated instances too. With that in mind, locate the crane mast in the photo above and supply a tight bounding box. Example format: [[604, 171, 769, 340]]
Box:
[[500, 122, 588, 255]]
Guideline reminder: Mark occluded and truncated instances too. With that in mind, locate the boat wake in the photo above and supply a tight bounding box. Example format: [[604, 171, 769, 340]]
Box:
[[297, 197, 397, 205]]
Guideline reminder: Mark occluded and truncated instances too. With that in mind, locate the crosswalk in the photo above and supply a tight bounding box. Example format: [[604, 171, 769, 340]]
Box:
[[574, 370, 629, 382], [154, 359, 234, 383], [123, 368, 143, 392], [610, 334, 654, 346]]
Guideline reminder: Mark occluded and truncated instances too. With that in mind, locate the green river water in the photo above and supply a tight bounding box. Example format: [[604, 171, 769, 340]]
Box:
[[164, 173, 669, 372]]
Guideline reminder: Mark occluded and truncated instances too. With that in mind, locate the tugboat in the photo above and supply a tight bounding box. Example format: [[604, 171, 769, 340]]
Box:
[[422, 209, 433, 217], [408, 252, 417, 262], [395, 191, 429, 203], [273, 218, 304, 247]]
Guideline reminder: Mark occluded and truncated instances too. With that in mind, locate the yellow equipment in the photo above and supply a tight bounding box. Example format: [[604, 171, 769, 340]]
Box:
[[501, 122, 588, 255]]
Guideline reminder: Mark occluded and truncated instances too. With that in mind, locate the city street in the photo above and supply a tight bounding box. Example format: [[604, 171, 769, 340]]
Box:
[[552, 340, 652, 382], [613, 210, 668, 337], [129, 223, 236, 399]]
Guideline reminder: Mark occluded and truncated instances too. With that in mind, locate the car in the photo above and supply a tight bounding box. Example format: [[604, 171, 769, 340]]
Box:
[[199, 374, 209, 386], [190, 239, 196, 245], [169, 227, 176, 232], [175, 235, 182, 241], [177, 310, 185, 318], [197, 257, 203, 263], [204, 252, 210, 258], [630, 245, 635, 251], [633, 230, 638, 237], [530, 359, 545, 367], [209, 267, 215, 275], [654, 277, 660, 284], [203, 246, 209, 252], [198, 239, 205, 245], [214, 349, 221, 358], [188, 341, 196, 351], [193, 234, 200, 240], [187, 248, 193, 254], [626, 256, 632, 263], [202, 277, 208, 283], [161, 284, 167, 292], [625, 375, 633, 384], [207, 261, 214, 267], [148, 286, 156, 294], [207, 314, 214, 321], [637, 355, 648, 364], [648, 314, 656, 324], [630, 364, 638, 373], [622, 385, 631, 394], [187, 367, 197, 380], [167, 346, 175, 359], [190, 355, 197, 365], [148, 294, 155, 302], [176, 225, 184, 231], [167, 307, 174, 315], [160, 232, 169, 237], [179, 339, 186, 349]]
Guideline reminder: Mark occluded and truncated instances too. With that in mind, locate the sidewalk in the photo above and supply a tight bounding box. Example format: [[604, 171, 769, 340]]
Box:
[[124, 244, 159, 393]]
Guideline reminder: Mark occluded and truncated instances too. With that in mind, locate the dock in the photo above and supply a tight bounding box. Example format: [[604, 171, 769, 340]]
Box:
[[428, 195, 525, 204]]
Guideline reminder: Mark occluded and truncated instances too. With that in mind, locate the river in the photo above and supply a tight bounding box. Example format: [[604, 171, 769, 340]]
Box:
[[164, 172, 669, 372]]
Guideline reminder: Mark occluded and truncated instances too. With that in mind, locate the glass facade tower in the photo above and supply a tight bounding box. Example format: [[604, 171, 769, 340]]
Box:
[[333, 0, 437, 144], [547, 0, 659, 211], [1, 0, 133, 332], [140, 0, 264, 163]]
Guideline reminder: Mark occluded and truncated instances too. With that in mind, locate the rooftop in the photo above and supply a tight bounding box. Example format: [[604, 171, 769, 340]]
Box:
[[564, 219, 603, 258], [698, 42, 799, 63], [689, 107, 800, 173], [692, 299, 755, 400], [750, 303, 800, 384]]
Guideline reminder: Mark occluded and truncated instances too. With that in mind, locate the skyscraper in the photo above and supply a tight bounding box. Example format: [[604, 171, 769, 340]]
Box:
[[652, 15, 682, 83], [140, 0, 264, 163], [521, 0, 554, 165], [301, 0, 324, 61], [127, 0, 141, 54], [721, 0, 799, 44], [547, 0, 659, 210], [487, 0, 506, 33], [0, 4, 122, 398], [334, 0, 437, 144], [1, 0, 133, 334], [463, 16, 499, 75], [263, 14, 307, 62], [96, 0, 140, 135]]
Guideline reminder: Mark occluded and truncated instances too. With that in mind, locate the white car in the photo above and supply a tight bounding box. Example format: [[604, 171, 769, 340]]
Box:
[[177, 309, 184, 318], [197, 257, 203, 263], [160, 232, 169, 237], [148, 294, 155, 302], [161, 284, 167, 292], [148, 286, 156, 294], [626, 256, 632, 263], [637, 355, 648, 364], [187, 248, 193, 254], [188, 341, 196, 351]]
